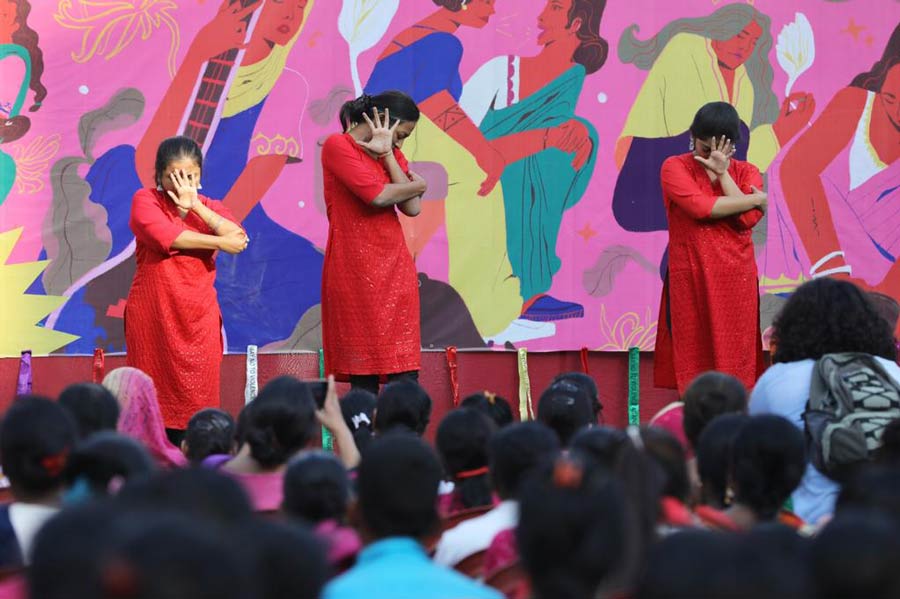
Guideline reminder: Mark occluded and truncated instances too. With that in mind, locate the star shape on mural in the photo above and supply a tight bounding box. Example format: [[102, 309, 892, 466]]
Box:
[[841, 18, 866, 42], [576, 222, 597, 241]]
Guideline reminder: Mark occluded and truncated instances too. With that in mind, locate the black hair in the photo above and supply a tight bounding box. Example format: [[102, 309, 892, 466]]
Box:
[[517, 458, 626, 599], [63, 432, 156, 498], [689, 101, 742, 144], [431, 0, 465, 9], [568, 0, 609, 75], [489, 421, 560, 500], [731, 415, 805, 520], [232, 519, 329, 599], [244, 376, 317, 468], [640, 426, 690, 503], [0, 395, 77, 498], [771, 278, 897, 363], [850, 23, 900, 92], [877, 418, 900, 467], [550, 372, 602, 422], [356, 434, 442, 539], [435, 408, 495, 509], [58, 383, 120, 439], [811, 510, 900, 599], [153, 135, 203, 187], [116, 468, 254, 531], [375, 380, 432, 436], [282, 451, 350, 524], [340, 388, 377, 453], [460, 392, 514, 428], [569, 426, 629, 470], [338, 90, 420, 132], [537, 379, 596, 446], [696, 413, 749, 508], [681, 371, 748, 449], [836, 466, 900, 523], [183, 408, 236, 463]]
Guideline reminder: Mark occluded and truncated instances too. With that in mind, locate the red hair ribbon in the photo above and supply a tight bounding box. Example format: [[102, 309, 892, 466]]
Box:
[[552, 458, 583, 489], [41, 449, 69, 477], [92, 348, 105, 384], [446, 346, 460, 406], [580, 346, 590, 375], [455, 466, 489, 480]]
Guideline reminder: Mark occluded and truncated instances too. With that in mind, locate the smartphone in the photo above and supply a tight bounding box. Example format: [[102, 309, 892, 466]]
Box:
[[306, 378, 328, 409]]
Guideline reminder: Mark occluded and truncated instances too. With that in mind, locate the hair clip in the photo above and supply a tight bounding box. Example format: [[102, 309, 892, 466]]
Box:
[[484, 390, 496, 405], [552, 458, 583, 489], [455, 466, 489, 480], [351, 412, 371, 430], [41, 448, 69, 477]]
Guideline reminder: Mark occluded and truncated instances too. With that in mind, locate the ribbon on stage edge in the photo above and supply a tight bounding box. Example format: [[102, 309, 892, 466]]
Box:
[[627, 346, 640, 426], [244, 345, 258, 405], [517, 348, 534, 421], [16, 350, 32, 396], [92, 348, 105, 384], [580, 346, 590, 375], [446, 346, 460, 406], [318, 349, 333, 451]]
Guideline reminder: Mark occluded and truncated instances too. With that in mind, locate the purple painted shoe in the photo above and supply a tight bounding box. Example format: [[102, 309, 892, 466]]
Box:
[[520, 295, 585, 322]]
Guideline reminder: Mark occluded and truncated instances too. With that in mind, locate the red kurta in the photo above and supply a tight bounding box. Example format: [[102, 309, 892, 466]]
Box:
[[321, 133, 421, 377], [654, 154, 765, 394], [126, 188, 235, 429]]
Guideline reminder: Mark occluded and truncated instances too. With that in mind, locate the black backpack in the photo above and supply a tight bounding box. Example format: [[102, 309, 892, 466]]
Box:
[[803, 353, 900, 479]]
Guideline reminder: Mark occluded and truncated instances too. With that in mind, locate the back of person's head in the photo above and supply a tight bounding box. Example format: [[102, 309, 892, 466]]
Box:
[[339, 90, 420, 131], [517, 457, 626, 599], [340, 388, 377, 453], [489, 421, 560, 500], [537, 379, 596, 445], [244, 376, 317, 468], [0, 395, 77, 499], [550, 372, 602, 422], [681, 371, 747, 449], [731, 415, 805, 520], [877, 418, 900, 467], [356, 434, 442, 540], [183, 408, 235, 463], [836, 466, 900, 523], [233, 519, 328, 599], [570, 426, 629, 470], [696, 413, 749, 508], [812, 510, 900, 599], [460, 391, 514, 428], [283, 451, 350, 525], [116, 467, 253, 530], [58, 383, 120, 439], [436, 408, 495, 509], [640, 426, 690, 503], [374, 380, 432, 436], [63, 432, 156, 501], [771, 278, 898, 363]]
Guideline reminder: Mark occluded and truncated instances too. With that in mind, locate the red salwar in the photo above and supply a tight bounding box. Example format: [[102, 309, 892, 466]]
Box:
[[654, 154, 765, 394], [321, 133, 421, 378], [126, 188, 236, 428]]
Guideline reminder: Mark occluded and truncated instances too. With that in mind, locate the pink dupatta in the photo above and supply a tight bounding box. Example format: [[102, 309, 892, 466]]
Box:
[[102, 367, 187, 468]]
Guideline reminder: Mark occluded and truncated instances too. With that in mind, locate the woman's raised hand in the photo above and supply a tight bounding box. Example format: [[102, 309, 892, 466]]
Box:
[[694, 136, 735, 175], [356, 107, 398, 157], [166, 169, 199, 211]]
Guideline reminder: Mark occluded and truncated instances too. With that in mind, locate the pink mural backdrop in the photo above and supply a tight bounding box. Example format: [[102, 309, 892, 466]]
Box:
[[0, 0, 898, 356]]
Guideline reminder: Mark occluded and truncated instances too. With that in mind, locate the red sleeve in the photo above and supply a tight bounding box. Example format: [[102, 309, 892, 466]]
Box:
[[732, 161, 765, 230], [322, 134, 386, 204], [129, 189, 183, 255], [660, 156, 717, 219]]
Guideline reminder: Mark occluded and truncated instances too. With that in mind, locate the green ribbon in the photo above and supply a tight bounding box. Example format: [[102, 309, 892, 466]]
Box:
[[318, 349, 333, 451], [628, 347, 640, 426]]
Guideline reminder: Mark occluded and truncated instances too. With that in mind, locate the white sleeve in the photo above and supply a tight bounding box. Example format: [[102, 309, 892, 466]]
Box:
[[749, 369, 773, 415], [459, 55, 508, 127]]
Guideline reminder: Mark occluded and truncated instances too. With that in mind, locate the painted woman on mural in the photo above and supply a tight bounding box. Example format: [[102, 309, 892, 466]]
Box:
[[49, 0, 323, 353], [612, 3, 814, 240], [364, 0, 599, 344], [765, 23, 900, 332], [0, 0, 46, 205]]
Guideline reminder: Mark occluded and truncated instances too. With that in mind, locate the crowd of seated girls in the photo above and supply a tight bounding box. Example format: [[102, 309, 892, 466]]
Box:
[[2, 279, 900, 598]]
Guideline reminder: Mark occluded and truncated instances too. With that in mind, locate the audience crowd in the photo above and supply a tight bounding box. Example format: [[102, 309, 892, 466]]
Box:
[[3, 278, 900, 598]]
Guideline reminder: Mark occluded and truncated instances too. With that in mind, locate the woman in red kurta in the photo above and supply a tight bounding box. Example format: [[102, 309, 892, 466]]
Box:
[[127, 136, 248, 438], [654, 102, 767, 394], [321, 92, 427, 394]]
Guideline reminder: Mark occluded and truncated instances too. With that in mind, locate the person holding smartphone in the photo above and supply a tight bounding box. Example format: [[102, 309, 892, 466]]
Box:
[[321, 91, 427, 394]]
